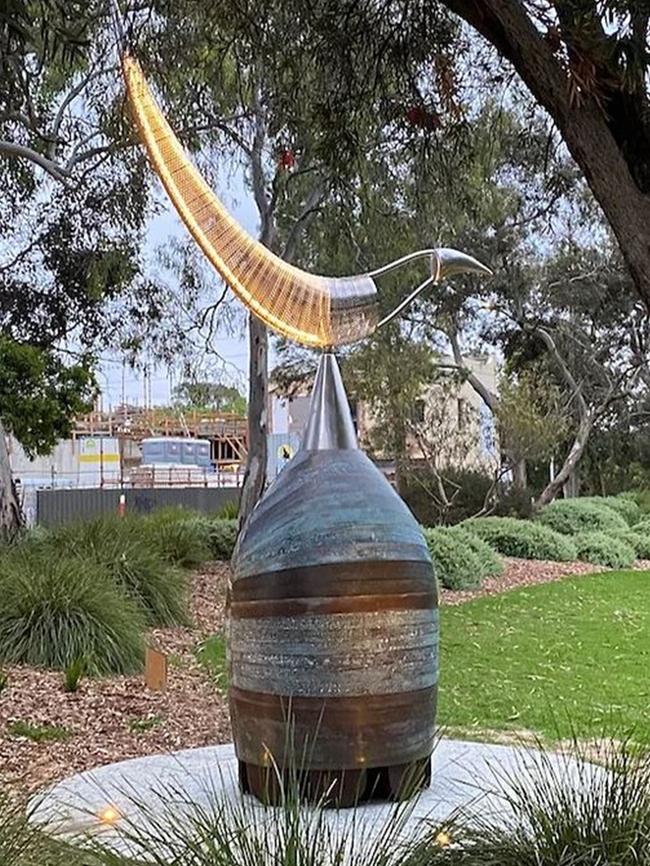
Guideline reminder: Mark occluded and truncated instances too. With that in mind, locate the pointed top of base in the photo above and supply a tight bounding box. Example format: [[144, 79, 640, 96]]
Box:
[[301, 353, 358, 451]]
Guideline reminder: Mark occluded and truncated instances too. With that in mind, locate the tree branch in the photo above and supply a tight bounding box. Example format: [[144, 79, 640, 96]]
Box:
[[0, 141, 70, 184], [446, 327, 499, 413], [534, 325, 588, 418], [281, 183, 326, 262]]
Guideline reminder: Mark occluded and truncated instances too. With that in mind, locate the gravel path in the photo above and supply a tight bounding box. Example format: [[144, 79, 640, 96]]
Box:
[[1, 556, 646, 795]]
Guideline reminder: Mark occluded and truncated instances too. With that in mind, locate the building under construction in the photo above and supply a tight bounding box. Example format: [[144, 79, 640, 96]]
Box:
[[10, 404, 248, 492], [76, 404, 248, 468]]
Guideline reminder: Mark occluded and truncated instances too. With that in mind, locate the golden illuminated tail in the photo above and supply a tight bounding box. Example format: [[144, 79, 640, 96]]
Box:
[[119, 50, 491, 347], [122, 55, 379, 347]]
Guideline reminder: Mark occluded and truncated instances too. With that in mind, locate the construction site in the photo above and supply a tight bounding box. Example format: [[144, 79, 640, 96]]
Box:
[[10, 404, 249, 493]]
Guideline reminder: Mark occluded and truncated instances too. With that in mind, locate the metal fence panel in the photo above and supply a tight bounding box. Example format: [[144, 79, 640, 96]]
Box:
[[36, 487, 241, 527]]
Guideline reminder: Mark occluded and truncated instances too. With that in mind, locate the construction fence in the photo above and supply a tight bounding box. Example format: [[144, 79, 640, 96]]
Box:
[[36, 486, 241, 528]]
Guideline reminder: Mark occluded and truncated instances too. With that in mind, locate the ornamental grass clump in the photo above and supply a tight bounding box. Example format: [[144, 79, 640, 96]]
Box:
[[209, 518, 238, 559], [0, 547, 145, 674], [82, 762, 455, 866], [462, 517, 577, 561], [536, 498, 628, 536], [139, 507, 213, 568], [435, 739, 650, 866], [216, 499, 240, 520], [0, 787, 85, 866], [423, 527, 483, 590], [573, 531, 636, 569], [49, 517, 188, 626], [74, 738, 650, 866]]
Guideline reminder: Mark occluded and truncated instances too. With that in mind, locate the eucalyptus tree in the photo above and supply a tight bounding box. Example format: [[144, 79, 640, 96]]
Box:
[[435, 1, 650, 311], [137, 0, 460, 521], [296, 1, 650, 312], [492, 239, 650, 504], [0, 2, 176, 530], [278, 75, 647, 508]]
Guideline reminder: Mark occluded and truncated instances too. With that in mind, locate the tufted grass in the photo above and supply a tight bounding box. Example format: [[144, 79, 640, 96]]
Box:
[[47, 517, 189, 627], [0, 546, 146, 675]]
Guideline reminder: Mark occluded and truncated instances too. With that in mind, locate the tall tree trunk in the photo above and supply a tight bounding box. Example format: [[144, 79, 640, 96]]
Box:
[[0, 423, 23, 534], [442, 0, 650, 307], [562, 469, 579, 499], [239, 314, 268, 528], [536, 416, 593, 508], [511, 457, 527, 492]]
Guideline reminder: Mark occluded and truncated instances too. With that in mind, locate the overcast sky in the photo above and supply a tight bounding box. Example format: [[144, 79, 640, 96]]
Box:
[[98, 171, 256, 410]]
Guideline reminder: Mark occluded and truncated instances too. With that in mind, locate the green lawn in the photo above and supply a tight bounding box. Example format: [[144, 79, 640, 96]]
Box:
[[439, 570, 650, 742]]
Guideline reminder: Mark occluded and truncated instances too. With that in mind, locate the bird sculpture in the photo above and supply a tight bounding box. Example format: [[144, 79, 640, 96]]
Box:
[[109, 0, 492, 807]]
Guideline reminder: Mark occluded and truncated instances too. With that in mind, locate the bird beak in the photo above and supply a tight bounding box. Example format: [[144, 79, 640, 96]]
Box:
[[433, 248, 492, 281]]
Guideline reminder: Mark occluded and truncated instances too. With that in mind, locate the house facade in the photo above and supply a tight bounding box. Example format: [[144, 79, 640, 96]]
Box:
[[270, 354, 498, 473]]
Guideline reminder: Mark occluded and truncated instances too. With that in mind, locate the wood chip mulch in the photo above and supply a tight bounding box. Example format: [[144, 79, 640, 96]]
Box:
[[1, 555, 647, 797], [441, 557, 607, 606], [0, 563, 232, 796]]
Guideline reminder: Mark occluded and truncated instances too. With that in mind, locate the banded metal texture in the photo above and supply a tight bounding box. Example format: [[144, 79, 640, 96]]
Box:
[[229, 358, 438, 805]]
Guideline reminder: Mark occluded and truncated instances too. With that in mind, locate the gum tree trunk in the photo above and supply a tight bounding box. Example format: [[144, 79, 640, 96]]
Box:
[[0, 422, 23, 534], [239, 314, 268, 528], [442, 0, 650, 307]]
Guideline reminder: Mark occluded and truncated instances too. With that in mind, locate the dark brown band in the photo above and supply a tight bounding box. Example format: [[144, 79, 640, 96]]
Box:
[[230, 684, 437, 770], [231, 559, 436, 603], [230, 591, 437, 618]]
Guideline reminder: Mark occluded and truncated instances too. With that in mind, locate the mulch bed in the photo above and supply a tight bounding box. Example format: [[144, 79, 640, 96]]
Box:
[[1, 556, 646, 795], [0, 564, 232, 795]]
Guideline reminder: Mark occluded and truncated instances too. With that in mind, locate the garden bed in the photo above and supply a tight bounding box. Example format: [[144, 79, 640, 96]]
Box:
[[0, 564, 231, 794], [1, 555, 648, 796]]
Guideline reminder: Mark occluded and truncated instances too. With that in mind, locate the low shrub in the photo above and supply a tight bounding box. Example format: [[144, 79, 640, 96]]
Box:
[[463, 517, 577, 561], [424, 528, 483, 590], [634, 516, 650, 535], [581, 495, 641, 526], [573, 531, 635, 568], [445, 526, 504, 578], [618, 528, 650, 560], [49, 517, 188, 627], [139, 508, 213, 568], [619, 489, 650, 515], [0, 547, 145, 674], [537, 498, 628, 536], [209, 519, 238, 560], [400, 467, 495, 526]]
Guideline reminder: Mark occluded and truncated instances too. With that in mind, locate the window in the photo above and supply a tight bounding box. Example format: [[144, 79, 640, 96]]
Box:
[[411, 400, 425, 425], [457, 398, 467, 431]]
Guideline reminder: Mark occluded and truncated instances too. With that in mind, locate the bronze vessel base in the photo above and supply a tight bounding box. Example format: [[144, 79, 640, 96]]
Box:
[[239, 756, 432, 808]]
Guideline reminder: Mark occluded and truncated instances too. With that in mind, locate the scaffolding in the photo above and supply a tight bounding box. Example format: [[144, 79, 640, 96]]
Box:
[[73, 405, 248, 471]]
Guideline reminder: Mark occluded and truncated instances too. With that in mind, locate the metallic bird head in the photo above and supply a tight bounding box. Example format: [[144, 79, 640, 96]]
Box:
[[432, 248, 493, 282]]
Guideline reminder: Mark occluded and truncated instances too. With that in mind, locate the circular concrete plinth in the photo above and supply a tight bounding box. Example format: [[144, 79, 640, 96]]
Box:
[[30, 740, 599, 861]]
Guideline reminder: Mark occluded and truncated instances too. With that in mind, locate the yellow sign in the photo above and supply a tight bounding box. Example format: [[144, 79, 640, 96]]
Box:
[[278, 443, 294, 460], [79, 437, 120, 463]]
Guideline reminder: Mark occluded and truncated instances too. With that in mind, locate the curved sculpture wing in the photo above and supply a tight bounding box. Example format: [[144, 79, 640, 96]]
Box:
[[122, 55, 378, 347], [121, 54, 491, 347]]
